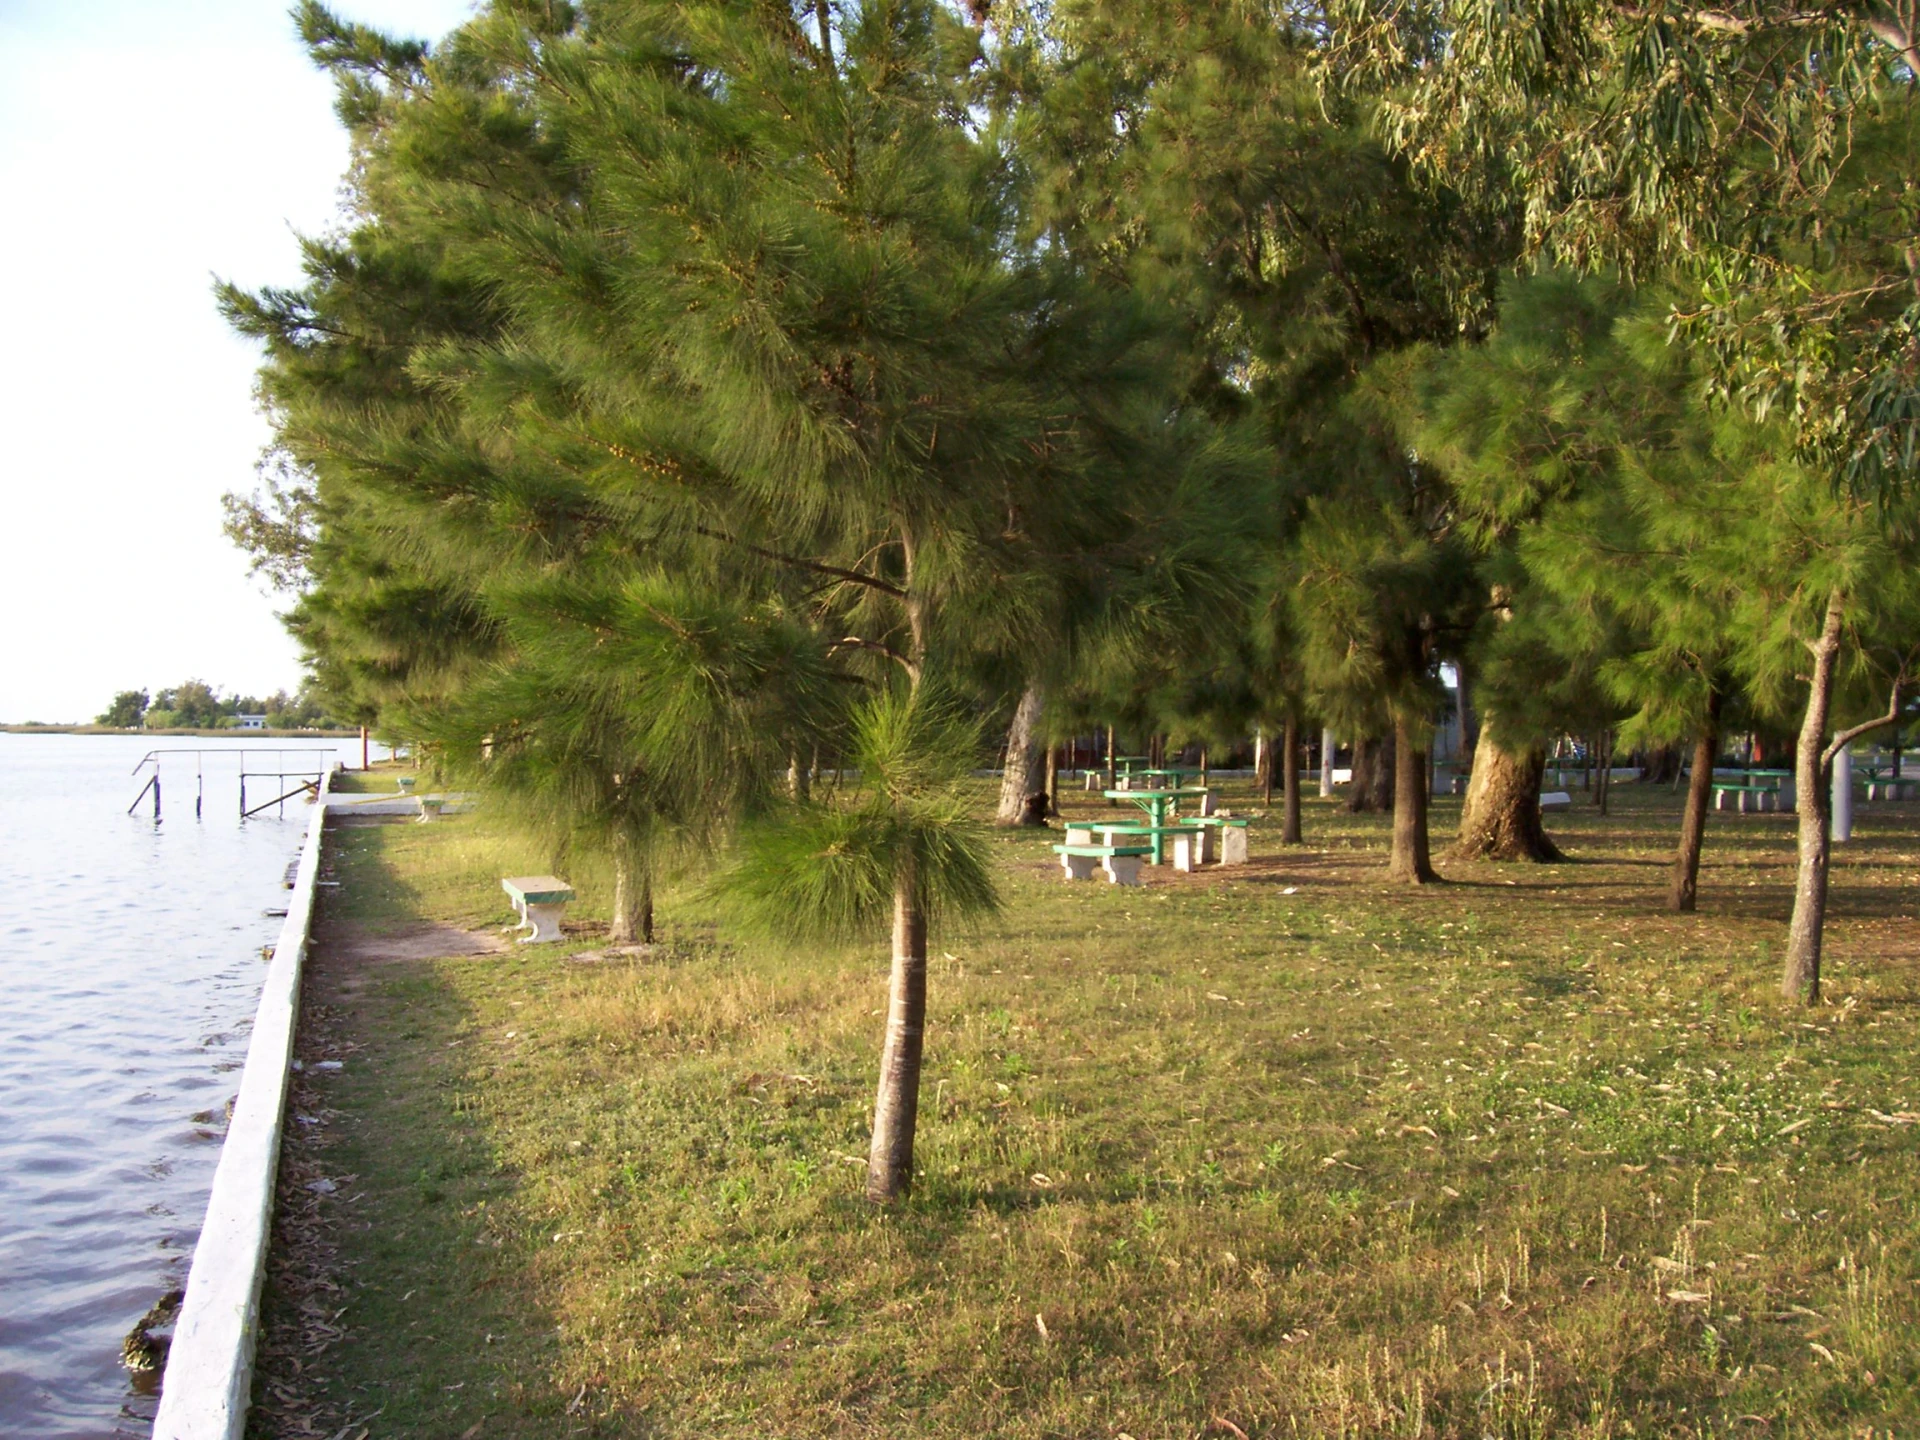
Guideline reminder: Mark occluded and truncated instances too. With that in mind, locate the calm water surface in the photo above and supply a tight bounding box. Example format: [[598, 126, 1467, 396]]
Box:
[[0, 735, 345, 1439]]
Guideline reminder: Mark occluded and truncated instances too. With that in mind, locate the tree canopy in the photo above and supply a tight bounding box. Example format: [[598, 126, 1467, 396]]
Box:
[[222, 0, 1920, 1218]]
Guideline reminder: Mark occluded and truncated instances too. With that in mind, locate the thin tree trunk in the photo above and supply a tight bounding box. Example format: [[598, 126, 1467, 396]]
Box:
[[1258, 730, 1273, 805], [1106, 725, 1117, 806], [1597, 730, 1613, 816], [1044, 744, 1059, 818], [1453, 731, 1561, 861], [867, 859, 927, 1203], [787, 750, 811, 801], [1282, 712, 1303, 844], [610, 847, 654, 945], [1782, 592, 1847, 1001], [1347, 737, 1374, 813], [1388, 715, 1437, 883], [1669, 685, 1725, 914], [994, 682, 1048, 826]]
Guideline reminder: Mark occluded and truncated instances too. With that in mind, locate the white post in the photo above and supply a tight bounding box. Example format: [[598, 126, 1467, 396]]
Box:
[[1319, 729, 1335, 797], [1253, 731, 1266, 783], [1832, 747, 1853, 843]]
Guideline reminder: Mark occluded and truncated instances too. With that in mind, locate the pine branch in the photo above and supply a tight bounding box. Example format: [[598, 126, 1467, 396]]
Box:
[[1822, 672, 1908, 766], [690, 527, 909, 600], [827, 636, 917, 676], [577, 433, 908, 600]]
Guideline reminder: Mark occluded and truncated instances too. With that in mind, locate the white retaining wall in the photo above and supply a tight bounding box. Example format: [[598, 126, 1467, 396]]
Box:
[[152, 773, 332, 1440]]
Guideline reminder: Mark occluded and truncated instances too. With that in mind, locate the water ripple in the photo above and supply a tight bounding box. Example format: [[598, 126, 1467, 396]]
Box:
[[0, 735, 340, 1439]]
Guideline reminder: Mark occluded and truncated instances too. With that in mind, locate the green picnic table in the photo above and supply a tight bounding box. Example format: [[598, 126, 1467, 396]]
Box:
[[1102, 786, 1210, 863]]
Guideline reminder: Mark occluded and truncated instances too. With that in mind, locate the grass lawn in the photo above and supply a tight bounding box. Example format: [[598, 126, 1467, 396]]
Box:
[[249, 780, 1920, 1439]]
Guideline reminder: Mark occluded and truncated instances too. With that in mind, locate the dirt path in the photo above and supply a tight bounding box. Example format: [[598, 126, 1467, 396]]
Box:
[[247, 915, 505, 1439]]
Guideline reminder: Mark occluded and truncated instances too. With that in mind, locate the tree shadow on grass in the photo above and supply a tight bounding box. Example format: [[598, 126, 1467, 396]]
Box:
[[249, 819, 584, 1440]]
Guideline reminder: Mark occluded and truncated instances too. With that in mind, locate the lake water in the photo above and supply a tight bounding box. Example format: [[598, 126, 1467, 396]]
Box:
[[0, 735, 348, 1439]]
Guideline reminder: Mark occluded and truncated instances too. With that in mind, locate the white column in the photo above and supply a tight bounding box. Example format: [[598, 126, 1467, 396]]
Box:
[[1832, 747, 1853, 843], [1319, 729, 1335, 797]]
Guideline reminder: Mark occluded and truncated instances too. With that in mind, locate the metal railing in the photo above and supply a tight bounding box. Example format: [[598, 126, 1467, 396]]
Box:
[[127, 748, 342, 821]]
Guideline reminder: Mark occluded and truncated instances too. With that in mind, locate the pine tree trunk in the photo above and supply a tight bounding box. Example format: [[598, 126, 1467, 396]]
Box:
[[1455, 659, 1479, 760], [1258, 731, 1273, 804], [1281, 712, 1303, 844], [1642, 742, 1683, 786], [1669, 686, 1725, 914], [1347, 737, 1374, 813], [1368, 736, 1396, 813], [610, 847, 654, 944], [1453, 731, 1560, 861], [1044, 744, 1059, 818], [1782, 591, 1846, 1002], [867, 858, 927, 1204], [1319, 729, 1335, 798], [1388, 715, 1437, 883], [994, 682, 1048, 826], [787, 750, 811, 801]]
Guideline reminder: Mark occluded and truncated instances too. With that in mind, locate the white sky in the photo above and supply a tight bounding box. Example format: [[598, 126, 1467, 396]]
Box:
[[0, 0, 478, 722]]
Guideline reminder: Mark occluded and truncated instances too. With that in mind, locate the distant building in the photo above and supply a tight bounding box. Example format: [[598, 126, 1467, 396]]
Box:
[[235, 714, 268, 730]]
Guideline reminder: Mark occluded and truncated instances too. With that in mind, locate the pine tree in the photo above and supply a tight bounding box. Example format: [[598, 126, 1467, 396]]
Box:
[[388, 0, 1190, 1200]]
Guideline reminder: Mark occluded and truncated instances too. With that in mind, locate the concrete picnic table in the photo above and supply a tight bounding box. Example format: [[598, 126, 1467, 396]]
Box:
[[1129, 766, 1203, 787], [1102, 786, 1210, 863]]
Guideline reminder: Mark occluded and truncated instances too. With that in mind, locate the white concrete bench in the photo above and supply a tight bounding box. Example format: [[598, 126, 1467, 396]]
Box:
[[501, 875, 574, 943], [1184, 816, 1251, 866], [1053, 842, 1150, 885], [1713, 782, 1779, 813], [1538, 791, 1573, 812]]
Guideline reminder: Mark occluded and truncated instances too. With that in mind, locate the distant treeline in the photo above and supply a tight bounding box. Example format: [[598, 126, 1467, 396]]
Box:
[[97, 681, 343, 731]]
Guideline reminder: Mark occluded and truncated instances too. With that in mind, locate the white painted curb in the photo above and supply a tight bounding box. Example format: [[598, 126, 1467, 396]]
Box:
[[152, 771, 332, 1440]]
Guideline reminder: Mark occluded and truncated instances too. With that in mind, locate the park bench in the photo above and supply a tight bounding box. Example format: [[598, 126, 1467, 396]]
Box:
[[1539, 791, 1573, 812], [501, 874, 575, 943], [1711, 782, 1779, 813], [1866, 776, 1917, 801], [1053, 842, 1152, 885]]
